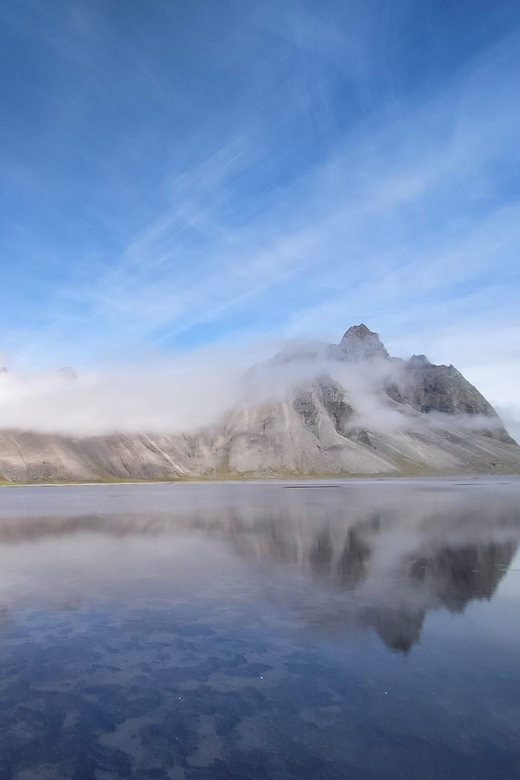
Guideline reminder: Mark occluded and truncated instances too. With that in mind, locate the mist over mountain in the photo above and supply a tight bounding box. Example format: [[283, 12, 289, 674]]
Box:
[[0, 324, 519, 483]]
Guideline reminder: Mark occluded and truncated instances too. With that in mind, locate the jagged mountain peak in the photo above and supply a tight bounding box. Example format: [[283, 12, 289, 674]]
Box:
[[342, 323, 373, 338], [335, 323, 390, 361], [269, 324, 390, 366]]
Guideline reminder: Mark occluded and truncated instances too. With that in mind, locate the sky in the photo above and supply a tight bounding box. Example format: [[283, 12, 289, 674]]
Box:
[[0, 0, 519, 429]]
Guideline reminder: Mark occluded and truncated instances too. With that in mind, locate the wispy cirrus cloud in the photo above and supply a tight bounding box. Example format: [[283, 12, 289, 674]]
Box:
[[0, 0, 519, 429]]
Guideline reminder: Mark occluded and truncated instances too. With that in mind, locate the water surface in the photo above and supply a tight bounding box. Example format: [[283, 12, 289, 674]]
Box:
[[1, 479, 520, 779]]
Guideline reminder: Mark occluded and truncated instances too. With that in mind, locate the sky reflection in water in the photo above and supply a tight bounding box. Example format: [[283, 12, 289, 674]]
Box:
[[0, 480, 519, 779]]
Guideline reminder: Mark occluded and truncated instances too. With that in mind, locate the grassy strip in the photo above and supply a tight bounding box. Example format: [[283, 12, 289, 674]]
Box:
[[2, 465, 512, 487]]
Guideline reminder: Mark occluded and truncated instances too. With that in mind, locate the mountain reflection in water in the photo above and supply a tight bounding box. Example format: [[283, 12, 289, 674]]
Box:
[[1, 482, 518, 653], [1, 480, 520, 780]]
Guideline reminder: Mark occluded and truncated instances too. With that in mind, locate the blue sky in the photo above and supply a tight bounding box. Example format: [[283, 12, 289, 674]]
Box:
[[0, 0, 519, 419]]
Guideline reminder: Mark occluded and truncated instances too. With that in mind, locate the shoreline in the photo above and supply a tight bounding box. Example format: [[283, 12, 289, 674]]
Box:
[[1, 471, 520, 488]]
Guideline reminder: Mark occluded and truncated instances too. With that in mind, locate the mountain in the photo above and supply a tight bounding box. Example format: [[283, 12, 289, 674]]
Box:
[[334, 322, 391, 361], [0, 324, 519, 482]]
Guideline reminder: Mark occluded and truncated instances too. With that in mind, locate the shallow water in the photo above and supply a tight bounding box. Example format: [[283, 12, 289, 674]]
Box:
[[1, 478, 520, 779]]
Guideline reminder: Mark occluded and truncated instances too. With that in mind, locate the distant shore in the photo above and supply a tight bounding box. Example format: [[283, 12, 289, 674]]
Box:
[[1, 471, 520, 488]]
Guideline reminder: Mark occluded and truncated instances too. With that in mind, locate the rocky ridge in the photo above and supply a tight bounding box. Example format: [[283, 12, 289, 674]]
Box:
[[0, 324, 519, 482]]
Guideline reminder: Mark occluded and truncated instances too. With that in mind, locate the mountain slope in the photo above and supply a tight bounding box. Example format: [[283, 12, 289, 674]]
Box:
[[0, 325, 519, 482]]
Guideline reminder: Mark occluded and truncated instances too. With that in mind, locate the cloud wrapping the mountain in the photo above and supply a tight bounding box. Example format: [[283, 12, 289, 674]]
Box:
[[0, 355, 247, 436], [0, 338, 515, 440]]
